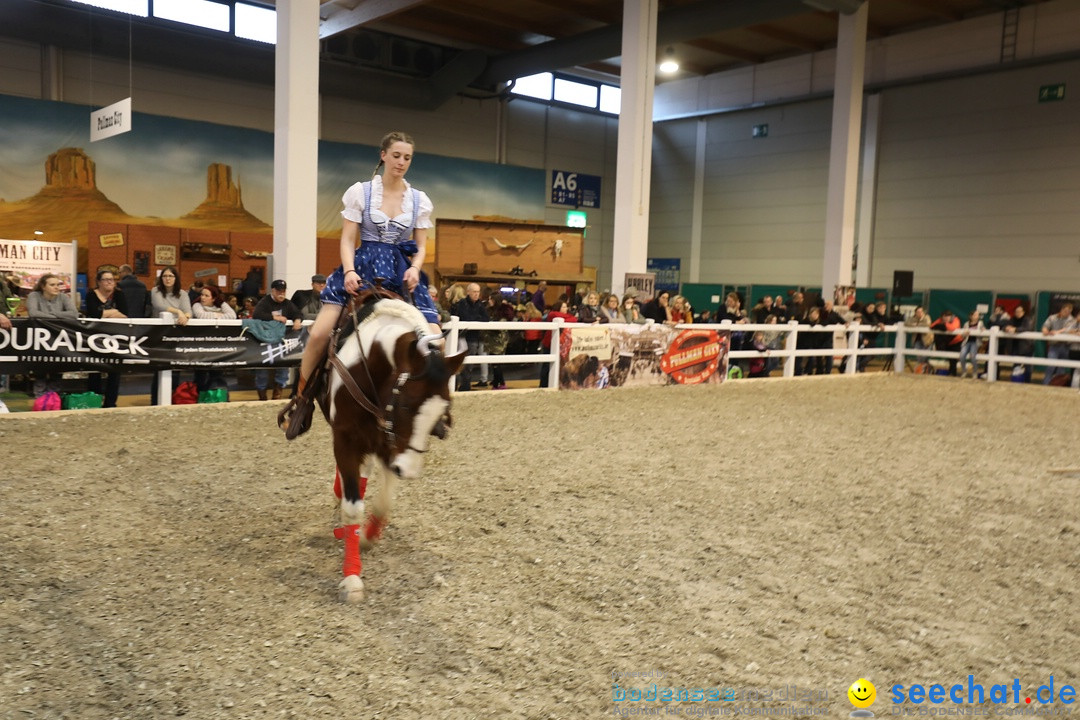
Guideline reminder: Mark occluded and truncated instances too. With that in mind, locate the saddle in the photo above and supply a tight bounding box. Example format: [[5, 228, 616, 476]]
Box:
[[278, 282, 402, 440]]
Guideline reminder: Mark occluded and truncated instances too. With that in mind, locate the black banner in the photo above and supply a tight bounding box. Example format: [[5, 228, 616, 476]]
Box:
[[0, 318, 306, 372]]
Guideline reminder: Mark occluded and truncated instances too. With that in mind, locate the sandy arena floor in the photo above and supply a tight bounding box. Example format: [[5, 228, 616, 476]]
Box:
[[1, 374, 1078, 719]]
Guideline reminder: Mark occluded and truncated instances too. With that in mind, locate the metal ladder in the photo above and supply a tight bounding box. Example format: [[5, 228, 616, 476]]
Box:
[[1000, 5, 1020, 63]]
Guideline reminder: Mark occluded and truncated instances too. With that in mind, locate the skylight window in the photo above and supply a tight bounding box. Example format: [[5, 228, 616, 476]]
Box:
[[553, 78, 598, 108], [236, 3, 276, 44], [599, 85, 621, 115], [153, 0, 230, 33], [70, 0, 148, 15], [511, 72, 553, 101]]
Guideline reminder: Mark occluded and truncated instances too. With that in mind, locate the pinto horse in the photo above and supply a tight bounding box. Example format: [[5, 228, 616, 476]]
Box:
[[320, 296, 464, 603]]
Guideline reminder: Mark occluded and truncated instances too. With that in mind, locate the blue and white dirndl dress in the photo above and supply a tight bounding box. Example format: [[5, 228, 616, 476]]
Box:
[[320, 178, 440, 324]]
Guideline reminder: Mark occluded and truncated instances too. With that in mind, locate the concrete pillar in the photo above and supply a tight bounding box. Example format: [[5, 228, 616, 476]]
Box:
[[273, 0, 320, 292], [689, 117, 707, 283], [855, 92, 881, 288], [610, 0, 658, 296], [821, 2, 868, 296]]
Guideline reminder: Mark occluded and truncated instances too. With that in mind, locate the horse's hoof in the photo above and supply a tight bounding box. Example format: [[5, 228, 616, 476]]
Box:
[[338, 575, 365, 604]]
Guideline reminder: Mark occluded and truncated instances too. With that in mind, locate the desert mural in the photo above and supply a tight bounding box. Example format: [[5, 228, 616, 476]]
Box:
[[0, 93, 545, 269]]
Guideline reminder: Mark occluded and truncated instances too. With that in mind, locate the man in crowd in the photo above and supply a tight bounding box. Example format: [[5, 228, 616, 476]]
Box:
[[1041, 302, 1075, 385], [290, 274, 326, 321], [531, 280, 548, 313], [253, 279, 302, 400], [117, 264, 149, 318], [453, 282, 489, 391], [930, 308, 963, 376]]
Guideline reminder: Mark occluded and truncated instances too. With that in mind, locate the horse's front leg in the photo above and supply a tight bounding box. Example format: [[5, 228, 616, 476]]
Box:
[[332, 440, 369, 604], [361, 457, 397, 550]]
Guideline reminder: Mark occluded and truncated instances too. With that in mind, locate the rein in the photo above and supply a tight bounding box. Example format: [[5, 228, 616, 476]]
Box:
[[324, 286, 436, 452]]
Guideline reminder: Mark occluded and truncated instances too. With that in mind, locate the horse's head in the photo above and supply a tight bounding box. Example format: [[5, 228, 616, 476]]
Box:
[[385, 332, 465, 479]]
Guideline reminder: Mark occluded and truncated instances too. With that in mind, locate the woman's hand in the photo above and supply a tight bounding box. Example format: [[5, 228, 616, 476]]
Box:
[[344, 269, 360, 295], [175, 311, 189, 326], [403, 266, 420, 292]]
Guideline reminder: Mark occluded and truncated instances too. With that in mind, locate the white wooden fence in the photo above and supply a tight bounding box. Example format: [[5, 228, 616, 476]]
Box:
[[443, 317, 1079, 392]]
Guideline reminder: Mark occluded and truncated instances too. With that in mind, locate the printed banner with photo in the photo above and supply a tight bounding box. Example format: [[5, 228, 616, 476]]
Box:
[[0, 239, 77, 293], [559, 324, 729, 389], [0, 318, 305, 372]]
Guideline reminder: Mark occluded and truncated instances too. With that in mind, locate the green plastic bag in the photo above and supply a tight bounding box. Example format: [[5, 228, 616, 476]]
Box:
[[62, 392, 104, 410], [198, 387, 229, 404]]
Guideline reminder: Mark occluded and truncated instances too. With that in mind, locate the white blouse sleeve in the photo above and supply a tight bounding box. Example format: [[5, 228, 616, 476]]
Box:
[[415, 190, 434, 230], [340, 181, 366, 224]]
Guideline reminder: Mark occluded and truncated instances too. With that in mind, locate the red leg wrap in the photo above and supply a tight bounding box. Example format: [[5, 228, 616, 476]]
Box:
[[333, 524, 362, 577], [333, 472, 367, 500], [365, 514, 386, 542]]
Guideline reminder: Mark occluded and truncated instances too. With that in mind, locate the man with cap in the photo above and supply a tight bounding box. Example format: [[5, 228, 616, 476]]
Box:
[[252, 279, 303, 400], [291, 274, 326, 321]]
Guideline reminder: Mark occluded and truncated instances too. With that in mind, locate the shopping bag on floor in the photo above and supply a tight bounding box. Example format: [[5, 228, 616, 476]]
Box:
[[32, 391, 61, 412], [172, 381, 199, 405], [61, 392, 104, 410], [198, 387, 229, 404]]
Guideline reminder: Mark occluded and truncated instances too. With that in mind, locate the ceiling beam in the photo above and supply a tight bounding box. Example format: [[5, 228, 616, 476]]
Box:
[[892, 0, 964, 21], [684, 38, 763, 64], [430, 1, 563, 40], [479, 0, 810, 85], [522, 0, 619, 25], [746, 24, 824, 51], [319, 0, 431, 39]]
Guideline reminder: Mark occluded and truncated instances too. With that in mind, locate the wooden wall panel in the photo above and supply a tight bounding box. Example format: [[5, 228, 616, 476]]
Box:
[[435, 219, 584, 278], [229, 232, 272, 295], [86, 222, 130, 276]]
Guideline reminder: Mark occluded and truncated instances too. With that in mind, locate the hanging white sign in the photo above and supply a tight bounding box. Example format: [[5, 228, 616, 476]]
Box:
[[90, 97, 132, 142]]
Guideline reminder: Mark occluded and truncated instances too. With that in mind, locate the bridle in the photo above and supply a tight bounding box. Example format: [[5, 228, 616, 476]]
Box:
[[325, 291, 446, 453]]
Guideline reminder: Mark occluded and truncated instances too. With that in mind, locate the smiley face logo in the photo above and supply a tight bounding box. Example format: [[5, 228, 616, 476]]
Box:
[[848, 678, 876, 709]]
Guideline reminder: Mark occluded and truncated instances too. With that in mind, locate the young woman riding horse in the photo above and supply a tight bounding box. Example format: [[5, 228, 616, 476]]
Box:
[[281, 131, 441, 438]]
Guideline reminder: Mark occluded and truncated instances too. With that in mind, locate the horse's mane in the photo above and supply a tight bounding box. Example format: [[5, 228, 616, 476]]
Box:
[[359, 298, 430, 339]]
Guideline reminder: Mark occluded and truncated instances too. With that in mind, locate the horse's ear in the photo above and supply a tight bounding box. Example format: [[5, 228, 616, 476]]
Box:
[[444, 351, 466, 377]]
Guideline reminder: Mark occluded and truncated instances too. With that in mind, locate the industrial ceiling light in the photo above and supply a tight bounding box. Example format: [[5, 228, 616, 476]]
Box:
[[658, 46, 679, 74]]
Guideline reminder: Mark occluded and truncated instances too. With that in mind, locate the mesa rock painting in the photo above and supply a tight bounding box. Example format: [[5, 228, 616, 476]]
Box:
[[1, 375, 1077, 718]]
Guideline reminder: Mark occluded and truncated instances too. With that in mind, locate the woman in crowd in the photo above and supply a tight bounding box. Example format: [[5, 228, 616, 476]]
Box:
[[641, 290, 671, 324], [576, 291, 602, 324], [598, 293, 620, 323], [26, 273, 78, 397], [617, 293, 646, 324], [485, 291, 515, 390], [669, 295, 693, 325], [957, 310, 985, 379], [539, 301, 577, 387], [238, 296, 258, 319], [27, 273, 78, 319], [192, 285, 236, 393], [192, 284, 237, 321], [149, 266, 192, 404], [84, 269, 129, 408], [151, 266, 192, 325]]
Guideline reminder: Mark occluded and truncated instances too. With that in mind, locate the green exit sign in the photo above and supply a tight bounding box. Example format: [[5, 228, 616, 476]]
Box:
[[1039, 83, 1066, 102]]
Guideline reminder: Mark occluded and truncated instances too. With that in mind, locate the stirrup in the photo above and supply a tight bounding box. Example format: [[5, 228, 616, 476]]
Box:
[[277, 394, 315, 440]]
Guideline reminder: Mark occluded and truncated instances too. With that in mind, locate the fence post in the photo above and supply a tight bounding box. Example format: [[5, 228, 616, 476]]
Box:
[[893, 323, 906, 374], [784, 321, 798, 378], [158, 311, 174, 405], [846, 326, 860, 375], [986, 326, 999, 383], [548, 317, 563, 390], [447, 315, 461, 394]]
